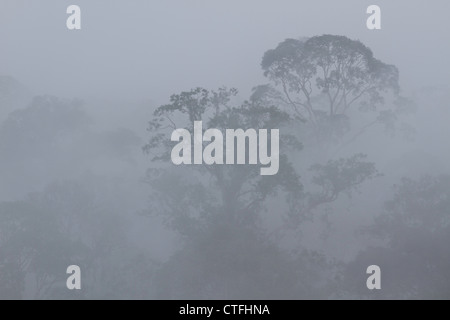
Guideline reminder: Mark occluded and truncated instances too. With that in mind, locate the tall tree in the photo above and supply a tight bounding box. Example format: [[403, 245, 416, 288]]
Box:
[[144, 85, 379, 298], [144, 87, 322, 298], [260, 35, 408, 144]]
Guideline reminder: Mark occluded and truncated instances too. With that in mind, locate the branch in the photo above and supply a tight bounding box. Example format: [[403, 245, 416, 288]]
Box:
[[281, 79, 307, 122], [345, 85, 374, 112], [164, 115, 177, 130], [332, 118, 379, 156]]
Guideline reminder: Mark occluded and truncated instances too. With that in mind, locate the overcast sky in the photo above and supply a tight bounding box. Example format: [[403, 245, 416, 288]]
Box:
[[1, 0, 449, 102]]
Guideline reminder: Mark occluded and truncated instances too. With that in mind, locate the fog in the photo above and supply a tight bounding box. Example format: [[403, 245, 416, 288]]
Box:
[[1, 0, 450, 299], [2, 1, 450, 100]]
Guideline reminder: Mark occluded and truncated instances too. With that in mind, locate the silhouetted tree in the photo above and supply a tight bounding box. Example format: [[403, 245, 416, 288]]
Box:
[[259, 35, 411, 144]]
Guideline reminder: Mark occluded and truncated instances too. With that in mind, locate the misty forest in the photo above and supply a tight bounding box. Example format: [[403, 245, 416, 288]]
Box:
[[1, 2, 450, 300]]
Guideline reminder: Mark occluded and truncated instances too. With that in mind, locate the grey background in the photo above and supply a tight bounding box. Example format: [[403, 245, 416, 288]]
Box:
[[0, 0, 449, 299]]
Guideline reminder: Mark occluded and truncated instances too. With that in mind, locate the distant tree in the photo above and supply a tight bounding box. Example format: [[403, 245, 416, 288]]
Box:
[[0, 95, 93, 199], [345, 175, 450, 299], [144, 87, 323, 298], [0, 75, 32, 121], [0, 193, 88, 299], [0, 95, 90, 162], [259, 35, 411, 143], [0, 179, 154, 299], [145, 87, 302, 222]]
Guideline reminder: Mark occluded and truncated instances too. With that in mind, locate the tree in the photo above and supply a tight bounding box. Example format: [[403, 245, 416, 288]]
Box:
[[260, 35, 408, 144], [0, 95, 89, 153], [0, 193, 88, 299], [0, 95, 92, 200], [144, 87, 332, 298], [255, 35, 397, 229], [345, 175, 450, 299], [0, 75, 31, 121]]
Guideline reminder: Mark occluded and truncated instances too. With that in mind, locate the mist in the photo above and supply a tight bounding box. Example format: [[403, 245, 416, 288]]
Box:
[[1, 0, 450, 299]]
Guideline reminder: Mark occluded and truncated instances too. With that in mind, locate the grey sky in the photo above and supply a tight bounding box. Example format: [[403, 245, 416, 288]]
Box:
[[1, 0, 449, 102]]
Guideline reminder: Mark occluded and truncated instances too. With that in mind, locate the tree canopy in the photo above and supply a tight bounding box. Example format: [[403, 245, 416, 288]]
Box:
[[260, 35, 404, 142]]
